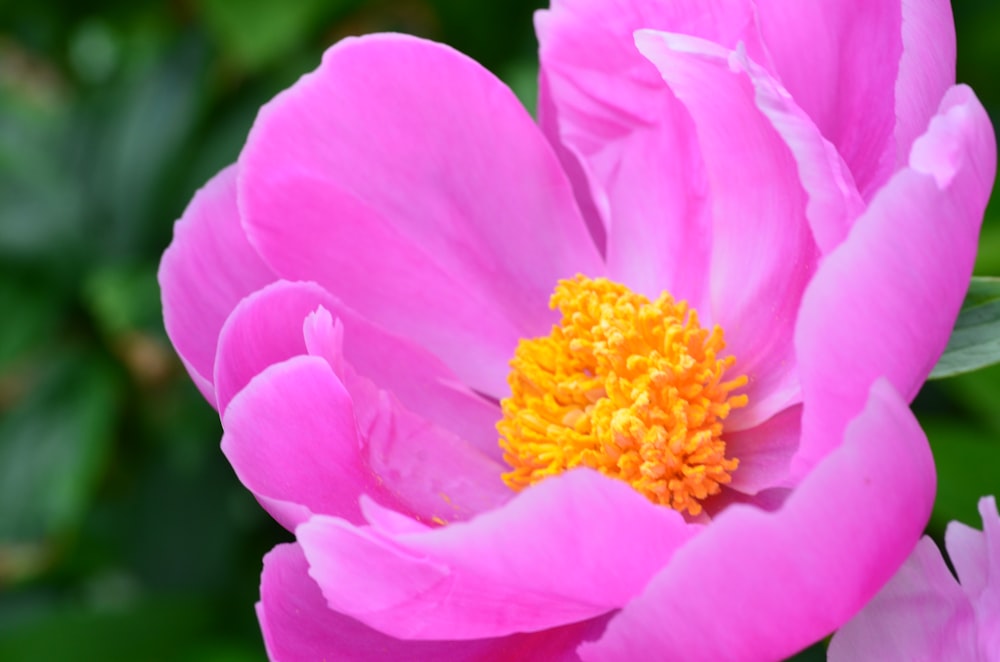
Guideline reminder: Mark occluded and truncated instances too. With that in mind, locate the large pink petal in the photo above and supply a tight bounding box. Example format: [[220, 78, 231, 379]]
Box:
[[634, 31, 820, 430], [220, 355, 408, 530], [213, 280, 501, 460], [755, 0, 902, 198], [157, 164, 275, 404], [793, 85, 996, 477], [581, 378, 936, 661], [297, 469, 698, 640], [258, 543, 607, 662], [827, 538, 979, 661], [894, 0, 957, 167], [536, 0, 765, 309], [239, 33, 601, 398]]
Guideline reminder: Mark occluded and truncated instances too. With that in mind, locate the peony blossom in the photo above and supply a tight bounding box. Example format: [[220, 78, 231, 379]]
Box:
[[829, 496, 1000, 661], [159, 0, 995, 659]]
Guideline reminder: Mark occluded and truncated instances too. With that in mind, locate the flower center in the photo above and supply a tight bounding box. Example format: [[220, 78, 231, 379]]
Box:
[[497, 275, 748, 516]]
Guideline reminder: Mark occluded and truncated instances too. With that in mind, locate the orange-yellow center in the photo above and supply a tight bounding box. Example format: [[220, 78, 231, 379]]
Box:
[[497, 275, 748, 516]]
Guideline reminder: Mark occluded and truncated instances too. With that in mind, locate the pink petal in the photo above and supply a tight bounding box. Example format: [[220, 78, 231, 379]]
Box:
[[945, 518, 989, 600], [220, 355, 408, 530], [827, 538, 979, 661], [894, 0, 956, 168], [258, 543, 607, 661], [238, 33, 601, 399], [724, 405, 800, 496], [157, 164, 275, 404], [581, 378, 936, 660], [754, 0, 902, 198], [334, 362, 511, 524], [792, 85, 996, 477], [214, 280, 501, 461], [634, 31, 820, 430], [535, 0, 766, 309], [297, 469, 698, 639]]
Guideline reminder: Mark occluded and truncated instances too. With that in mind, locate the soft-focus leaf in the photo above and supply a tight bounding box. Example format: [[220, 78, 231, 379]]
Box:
[[0, 88, 86, 263], [197, 0, 342, 70], [922, 415, 1000, 530], [501, 57, 540, 116], [930, 277, 1000, 378], [0, 273, 62, 371], [0, 352, 120, 544], [83, 263, 163, 336], [0, 596, 217, 662]]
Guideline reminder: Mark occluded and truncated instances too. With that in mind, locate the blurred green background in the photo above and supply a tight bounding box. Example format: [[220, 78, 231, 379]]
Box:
[[0, 1, 997, 660]]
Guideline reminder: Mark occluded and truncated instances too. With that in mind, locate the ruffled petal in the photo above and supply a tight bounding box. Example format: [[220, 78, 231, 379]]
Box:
[[157, 164, 275, 404], [220, 355, 408, 530], [754, 0, 902, 197], [634, 31, 821, 430], [581, 379, 935, 661], [239, 33, 601, 398], [536, 0, 766, 309], [297, 470, 697, 639], [213, 280, 501, 460], [827, 538, 978, 661], [793, 85, 996, 477], [894, 0, 956, 167], [945, 518, 989, 600], [258, 543, 606, 662], [312, 325, 511, 523], [723, 405, 800, 496]]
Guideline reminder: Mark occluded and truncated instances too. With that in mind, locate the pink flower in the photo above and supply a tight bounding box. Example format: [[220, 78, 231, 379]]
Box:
[[829, 497, 1000, 660], [159, 1, 995, 659]]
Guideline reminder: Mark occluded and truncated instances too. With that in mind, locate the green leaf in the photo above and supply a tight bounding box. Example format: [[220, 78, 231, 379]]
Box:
[[0, 274, 62, 371], [930, 277, 1000, 379], [197, 0, 342, 71], [0, 353, 120, 545], [0, 596, 217, 662], [922, 414, 1000, 530]]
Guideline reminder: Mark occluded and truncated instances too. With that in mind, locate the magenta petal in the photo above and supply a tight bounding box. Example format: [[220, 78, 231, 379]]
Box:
[[319, 337, 511, 523], [724, 405, 800, 495], [213, 280, 500, 460], [793, 86, 996, 476], [634, 31, 820, 430], [221, 355, 405, 530], [258, 543, 606, 662], [946, 497, 999, 607], [239, 33, 601, 398], [157, 164, 275, 404], [582, 379, 935, 660], [297, 469, 698, 639], [894, 0, 956, 167], [827, 538, 978, 661], [536, 0, 765, 308], [755, 0, 902, 198], [945, 517, 989, 600]]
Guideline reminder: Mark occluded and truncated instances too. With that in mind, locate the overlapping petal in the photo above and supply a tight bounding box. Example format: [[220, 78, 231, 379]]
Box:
[[633, 30, 819, 429], [754, 0, 902, 198], [297, 470, 697, 640], [581, 379, 935, 660], [158, 165, 275, 403], [793, 85, 996, 476], [258, 543, 608, 662], [829, 497, 1000, 660], [213, 279, 500, 459], [238, 33, 602, 398]]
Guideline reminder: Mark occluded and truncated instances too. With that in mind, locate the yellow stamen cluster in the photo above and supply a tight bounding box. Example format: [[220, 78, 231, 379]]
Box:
[[498, 275, 748, 516]]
